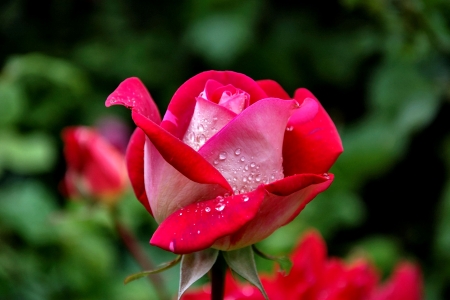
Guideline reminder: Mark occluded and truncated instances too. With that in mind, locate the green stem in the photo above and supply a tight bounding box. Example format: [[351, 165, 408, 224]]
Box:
[[210, 253, 226, 300]]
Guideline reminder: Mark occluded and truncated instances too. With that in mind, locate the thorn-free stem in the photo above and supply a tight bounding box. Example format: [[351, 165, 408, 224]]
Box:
[[210, 252, 226, 300]]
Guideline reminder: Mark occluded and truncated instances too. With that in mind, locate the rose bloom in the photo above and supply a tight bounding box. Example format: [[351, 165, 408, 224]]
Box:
[[106, 71, 343, 254], [61, 126, 128, 204], [182, 230, 423, 300]]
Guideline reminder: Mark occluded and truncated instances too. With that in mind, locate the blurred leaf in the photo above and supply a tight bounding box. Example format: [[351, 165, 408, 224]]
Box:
[[0, 180, 57, 244], [0, 80, 26, 125], [0, 130, 56, 175]]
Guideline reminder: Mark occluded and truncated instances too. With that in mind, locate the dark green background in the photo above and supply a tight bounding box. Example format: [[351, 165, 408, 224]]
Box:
[[1, 0, 450, 299]]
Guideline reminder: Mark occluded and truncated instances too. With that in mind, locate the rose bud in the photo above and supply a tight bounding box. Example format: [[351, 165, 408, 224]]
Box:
[[106, 71, 343, 254], [61, 126, 128, 204]]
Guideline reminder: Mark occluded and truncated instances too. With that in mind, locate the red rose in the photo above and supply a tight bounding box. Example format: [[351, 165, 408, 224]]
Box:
[[61, 126, 128, 203], [106, 71, 343, 254]]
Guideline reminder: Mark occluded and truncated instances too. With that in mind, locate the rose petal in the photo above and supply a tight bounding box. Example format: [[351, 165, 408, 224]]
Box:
[[199, 98, 298, 195], [256, 79, 291, 100], [283, 88, 343, 175], [160, 71, 268, 138], [105, 77, 161, 124], [131, 111, 232, 192], [126, 128, 152, 215], [150, 187, 266, 254], [212, 173, 333, 250], [182, 97, 237, 151]]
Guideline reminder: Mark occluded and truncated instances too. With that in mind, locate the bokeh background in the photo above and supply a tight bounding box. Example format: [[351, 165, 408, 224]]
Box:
[[1, 0, 450, 299]]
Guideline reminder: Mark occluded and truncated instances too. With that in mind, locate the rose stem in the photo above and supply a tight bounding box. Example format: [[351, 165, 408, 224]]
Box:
[[111, 207, 170, 300], [210, 253, 226, 300]]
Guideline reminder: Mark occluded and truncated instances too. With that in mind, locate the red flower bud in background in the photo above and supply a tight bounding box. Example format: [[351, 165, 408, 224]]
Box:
[[61, 126, 128, 204], [182, 230, 424, 300]]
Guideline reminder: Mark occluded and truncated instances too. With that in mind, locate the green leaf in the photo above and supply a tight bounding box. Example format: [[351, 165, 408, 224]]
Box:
[[252, 245, 293, 276], [223, 246, 268, 300], [124, 255, 181, 284], [178, 248, 219, 300]]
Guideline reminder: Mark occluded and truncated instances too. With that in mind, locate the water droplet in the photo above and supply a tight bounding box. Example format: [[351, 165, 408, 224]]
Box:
[[248, 174, 254, 181], [197, 134, 206, 145], [255, 174, 261, 182], [224, 193, 230, 198], [198, 124, 204, 132], [234, 148, 241, 155], [240, 157, 245, 162], [179, 212, 183, 216], [250, 162, 256, 168], [213, 160, 219, 165], [215, 203, 225, 211], [322, 173, 330, 180], [240, 188, 245, 194], [188, 132, 195, 142], [244, 165, 249, 171], [243, 195, 249, 202], [286, 126, 294, 131], [243, 177, 247, 182], [197, 230, 201, 234], [169, 241, 174, 252], [216, 196, 223, 200], [205, 207, 211, 212], [219, 152, 227, 160]]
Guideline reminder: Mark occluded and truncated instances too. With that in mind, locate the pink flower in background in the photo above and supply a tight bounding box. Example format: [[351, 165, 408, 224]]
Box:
[[106, 71, 343, 254], [61, 126, 128, 203], [182, 230, 424, 300]]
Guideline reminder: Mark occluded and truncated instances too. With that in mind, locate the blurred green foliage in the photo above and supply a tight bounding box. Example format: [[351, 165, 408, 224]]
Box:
[[1, 0, 450, 299]]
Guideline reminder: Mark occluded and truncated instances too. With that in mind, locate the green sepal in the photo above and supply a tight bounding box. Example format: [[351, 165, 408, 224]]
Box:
[[222, 246, 268, 300], [252, 244, 293, 276], [178, 248, 219, 300], [124, 255, 181, 284]]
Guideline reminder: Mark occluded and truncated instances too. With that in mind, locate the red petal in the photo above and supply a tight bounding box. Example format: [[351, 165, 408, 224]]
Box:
[[160, 71, 268, 138], [212, 173, 333, 250], [150, 187, 266, 254], [283, 88, 343, 175], [126, 128, 152, 215], [105, 77, 161, 124], [256, 79, 291, 100], [132, 111, 232, 191]]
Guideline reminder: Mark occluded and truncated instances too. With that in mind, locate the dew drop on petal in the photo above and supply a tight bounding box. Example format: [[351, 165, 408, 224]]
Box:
[[215, 203, 226, 211], [250, 162, 256, 168], [286, 125, 294, 131], [198, 124, 204, 132], [205, 207, 211, 212], [197, 230, 201, 234], [219, 152, 227, 160], [213, 160, 219, 165], [240, 157, 245, 162], [234, 148, 241, 155], [197, 134, 206, 145], [323, 173, 330, 179], [255, 174, 261, 182], [169, 241, 175, 252], [243, 195, 249, 202]]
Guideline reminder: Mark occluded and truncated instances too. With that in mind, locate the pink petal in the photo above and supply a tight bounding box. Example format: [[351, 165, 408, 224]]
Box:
[[105, 77, 161, 124], [198, 98, 299, 195], [212, 173, 333, 250], [125, 128, 152, 215], [182, 97, 237, 151], [131, 111, 231, 193], [150, 187, 266, 254], [256, 79, 291, 100], [160, 71, 268, 138], [283, 88, 343, 176]]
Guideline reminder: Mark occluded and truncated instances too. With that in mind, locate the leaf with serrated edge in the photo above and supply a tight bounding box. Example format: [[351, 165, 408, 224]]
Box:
[[223, 246, 268, 299], [178, 248, 219, 300]]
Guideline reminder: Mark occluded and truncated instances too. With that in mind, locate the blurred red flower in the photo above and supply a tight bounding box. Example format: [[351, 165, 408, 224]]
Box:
[[182, 230, 423, 300], [61, 126, 128, 204]]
